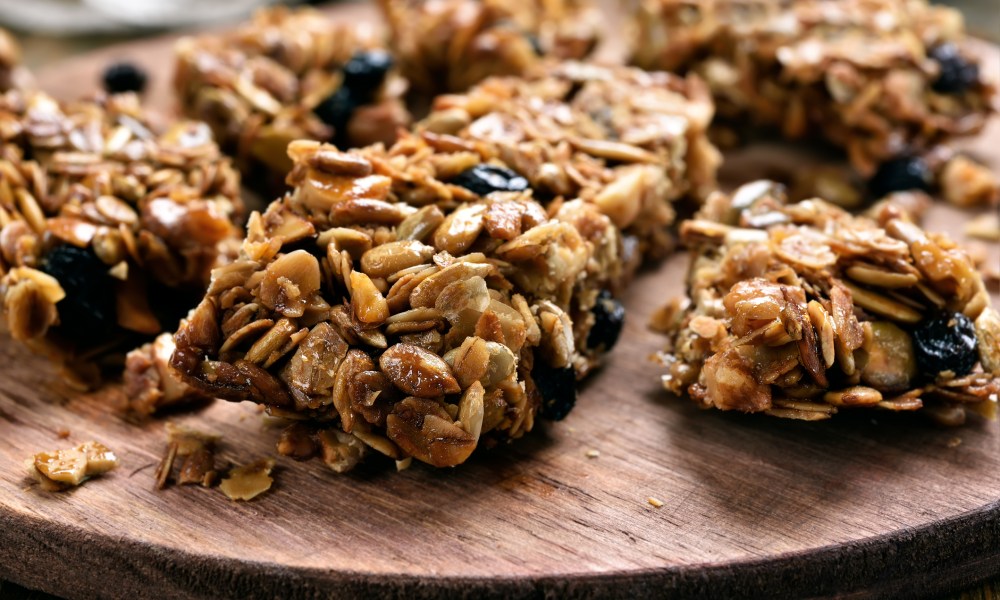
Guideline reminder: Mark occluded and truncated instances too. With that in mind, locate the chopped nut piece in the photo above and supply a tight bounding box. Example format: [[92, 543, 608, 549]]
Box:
[[941, 156, 999, 208], [219, 458, 275, 501], [28, 441, 118, 491], [585, 449, 600, 459], [647, 497, 665, 508]]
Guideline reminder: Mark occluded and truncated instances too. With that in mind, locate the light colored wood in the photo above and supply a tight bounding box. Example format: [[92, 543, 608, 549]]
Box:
[[1, 3, 999, 598]]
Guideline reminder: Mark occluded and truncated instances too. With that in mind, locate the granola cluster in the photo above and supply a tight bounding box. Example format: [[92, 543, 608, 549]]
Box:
[[630, 0, 997, 176], [661, 181, 1000, 423], [169, 138, 623, 469], [420, 61, 721, 264], [174, 7, 410, 180], [0, 91, 243, 376], [379, 0, 601, 93]]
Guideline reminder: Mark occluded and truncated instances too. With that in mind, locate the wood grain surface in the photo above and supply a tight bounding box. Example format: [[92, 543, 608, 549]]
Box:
[[1, 2, 999, 599]]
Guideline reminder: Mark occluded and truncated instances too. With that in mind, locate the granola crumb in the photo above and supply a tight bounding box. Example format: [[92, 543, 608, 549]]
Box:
[[585, 449, 600, 459], [219, 458, 276, 501], [27, 441, 119, 492], [395, 457, 413, 471], [55, 428, 70, 439], [647, 497, 665, 508], [964, 213, 1000, 242], [947, 437, 963, 448]]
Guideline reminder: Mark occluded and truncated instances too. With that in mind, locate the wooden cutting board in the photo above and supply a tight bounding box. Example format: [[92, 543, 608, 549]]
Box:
[[2, 2, 1000, 598]]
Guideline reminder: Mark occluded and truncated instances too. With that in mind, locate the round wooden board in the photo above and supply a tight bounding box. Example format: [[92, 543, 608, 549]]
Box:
[[3, 2, 1000, 598]]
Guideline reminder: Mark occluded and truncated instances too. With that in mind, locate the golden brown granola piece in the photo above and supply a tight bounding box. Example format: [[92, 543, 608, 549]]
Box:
[[174, 7, 410, 178], [219, 458, 275, 501], [663, 180, 1000, 422], [379, 0, 600, 93], [0, 91, 243, 374], [420, 61, 720, 262], [630, 0, 996, 176], [0, 28, 30, 92], [154, 422, 220, 489], [27, 441, 118, 491], [125, 334, 212, 415]]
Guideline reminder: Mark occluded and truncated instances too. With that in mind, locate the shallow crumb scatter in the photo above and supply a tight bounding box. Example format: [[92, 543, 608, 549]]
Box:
[[27, 441, 119, 492], [219, 458, 276, 501], [585, 449, 600, 458], [947, 437, 963, 448], [647, 497, 665, 508]]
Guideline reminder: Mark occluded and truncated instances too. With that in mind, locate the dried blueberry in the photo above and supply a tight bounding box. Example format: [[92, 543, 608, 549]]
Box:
[[929, 43, 979, 94], [102, 62, 148, 94], [532, 360, 577, 421], [314, 87, 356, 141], [912, 312, 978, 378], [450, 164, 529, 196], [525, 33, 544, 56], [586, 290, 625, 352], [869, 156, 932, 198], [341, 50, 393, 102], [40, 245, 117, 342]]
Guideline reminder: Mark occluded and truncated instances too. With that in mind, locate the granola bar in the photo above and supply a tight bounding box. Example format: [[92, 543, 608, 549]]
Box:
[[0, 91, 243, 379], [378, 0, 601, 93], [420, 61, 721, 264], [169, 135, 640, 469], [661, 180, 1000, 423], [630, 0, 997, 177], [174, 7, 410, 180]]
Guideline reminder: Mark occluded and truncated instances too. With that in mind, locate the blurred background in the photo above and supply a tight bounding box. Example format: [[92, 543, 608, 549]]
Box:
[[1, 0, 998, 72]]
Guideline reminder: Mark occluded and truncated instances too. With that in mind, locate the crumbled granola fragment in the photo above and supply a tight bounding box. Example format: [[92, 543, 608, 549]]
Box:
[[661, 181, 1000, 421], [219, 458, 275, 501], [154, 422, 219, 489], [27, 441, 118, 491]]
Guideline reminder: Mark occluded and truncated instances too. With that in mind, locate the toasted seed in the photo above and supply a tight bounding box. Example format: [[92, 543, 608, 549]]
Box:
[[349, 271, 389, 325], [380, 343, 461, 397], [823, 386, 883, 406], [360, 240, 435, 279], [841, 281, 922, 323], [845, 264, 919, 288]]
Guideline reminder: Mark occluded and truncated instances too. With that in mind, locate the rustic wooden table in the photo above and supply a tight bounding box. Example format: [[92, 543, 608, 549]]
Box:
[[1, 1, 999, 599]]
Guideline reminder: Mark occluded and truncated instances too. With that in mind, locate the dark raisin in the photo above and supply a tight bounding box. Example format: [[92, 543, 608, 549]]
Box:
[[314, 87, 356, 142], [102, 62, 148, 94], [532, 361, 577, 421], [586, 290, 625, 352], [929, 43, 979, 94], [450, 164, 529, 196], [869, 156, 932, 198], [40, 245, 117, 342], [525, 33, 544, 56], [341, 50, 393, 103], [912, 312, 978, 378]]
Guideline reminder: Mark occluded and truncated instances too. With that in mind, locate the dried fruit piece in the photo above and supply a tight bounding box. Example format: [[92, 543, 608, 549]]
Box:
[[102, 61, 148, 94], [913, 313, 979, 379], [450, 164, 530, 196], [587, 291, 626, 352], [532, 360, 577, 421]]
